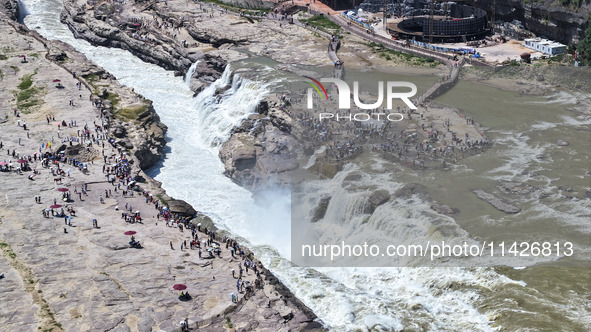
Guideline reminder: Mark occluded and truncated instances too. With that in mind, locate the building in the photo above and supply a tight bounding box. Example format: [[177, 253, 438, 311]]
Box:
[[523, 38, 566, 56], [323, 0, 365, 10], [387, 4, 489, 43]]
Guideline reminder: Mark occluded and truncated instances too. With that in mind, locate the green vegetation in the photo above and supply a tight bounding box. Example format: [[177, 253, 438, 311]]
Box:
[[14, 69, 44, 110], [200, 0, 265, 13], [7, 250, 16, 259], [85, 75, 149, 122], [529, 52, 569, 65], [85, 78, 119, 110], [15, 87, 43, 108], [368, 41, 438, 67], [226, 317, 233, 328], [574, 80, 582, 88], [18, 72, 35, 90], [106, 92, 121, 108], [1, 240, 63, 331], [155, 194, 169, 206], [83, 73, 103, 95], [300, 15, 341, 35], [559, 0, 583, 7], [0, 54, 7, 60], [41, 303, 62, 331], [546, 53, 567, 64], [84, 73, 100, 81], [10, 65, 19, 73], [577, 23, 591, 64], [116, 104, 149, 121]]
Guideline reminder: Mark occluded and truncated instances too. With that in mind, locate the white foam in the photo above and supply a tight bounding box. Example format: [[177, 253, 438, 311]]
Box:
[[486, 132, 550, 182], [530, 121, 557, 131], [304, 146, 327, 169], [528, 197, 591, 234], [184, 60, 199, 87], [530, 91, 585, 105], [558, 114, 591, 126]]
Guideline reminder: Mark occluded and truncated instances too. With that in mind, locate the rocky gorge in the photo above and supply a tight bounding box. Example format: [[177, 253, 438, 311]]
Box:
[[0, 1, 326, 330], [466, 0, 590, 45], [57, 0, 336, 192], [56, 0, 492, 193]]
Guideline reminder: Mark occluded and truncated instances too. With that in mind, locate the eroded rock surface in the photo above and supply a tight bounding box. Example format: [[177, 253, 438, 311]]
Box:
[[473, 190, 521, 213]]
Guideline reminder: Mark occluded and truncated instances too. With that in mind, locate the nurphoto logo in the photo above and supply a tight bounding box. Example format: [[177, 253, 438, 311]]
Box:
[[305, 77, 417, 122]]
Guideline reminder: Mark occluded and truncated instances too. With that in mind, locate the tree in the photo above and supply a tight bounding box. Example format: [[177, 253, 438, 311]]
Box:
[[578, 23, 591, 63]]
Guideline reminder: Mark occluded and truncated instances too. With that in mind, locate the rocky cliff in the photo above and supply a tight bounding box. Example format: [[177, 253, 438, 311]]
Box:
[[1, 0, 19, 21], [56, 0, 321, 191], [215, 0, 275, 9], [468, 0, 590, 45], [56, 0, 318, 188], [60, 0, 227, 87], [43, 39, 168, 171], [60, 1, 194, 73], [218, 95, 303, 191], [0, 10, 168, 172], [90, 69, 166, 171]]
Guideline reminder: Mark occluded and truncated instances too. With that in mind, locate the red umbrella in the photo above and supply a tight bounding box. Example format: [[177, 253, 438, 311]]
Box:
[[50, 204, 62, 209], [124, 231, 137, 236], [0, 162, 7, 166], [18, 55, 25, 58], [53, 79, 61, 82], [57, 188, 69, 192], [17, 159, 28, 163], [173, 284, 187, 291]]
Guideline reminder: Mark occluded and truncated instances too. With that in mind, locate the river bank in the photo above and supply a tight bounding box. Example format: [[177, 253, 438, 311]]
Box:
[[0, 8, 323, 331]]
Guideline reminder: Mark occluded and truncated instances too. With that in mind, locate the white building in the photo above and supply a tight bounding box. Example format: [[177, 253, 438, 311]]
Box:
[[524, 38, 566, 56]]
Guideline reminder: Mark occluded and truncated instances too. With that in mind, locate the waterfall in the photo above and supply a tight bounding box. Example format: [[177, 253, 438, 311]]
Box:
[[190, 65, 269, 147], [184, 60, 199, 87], [293, 164, 479, 266], [304, 146, 327, 169], [16, 0, 30, 23]]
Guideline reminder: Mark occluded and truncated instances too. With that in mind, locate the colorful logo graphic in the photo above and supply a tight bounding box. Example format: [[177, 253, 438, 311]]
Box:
[[304, 76, 328, 100]]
